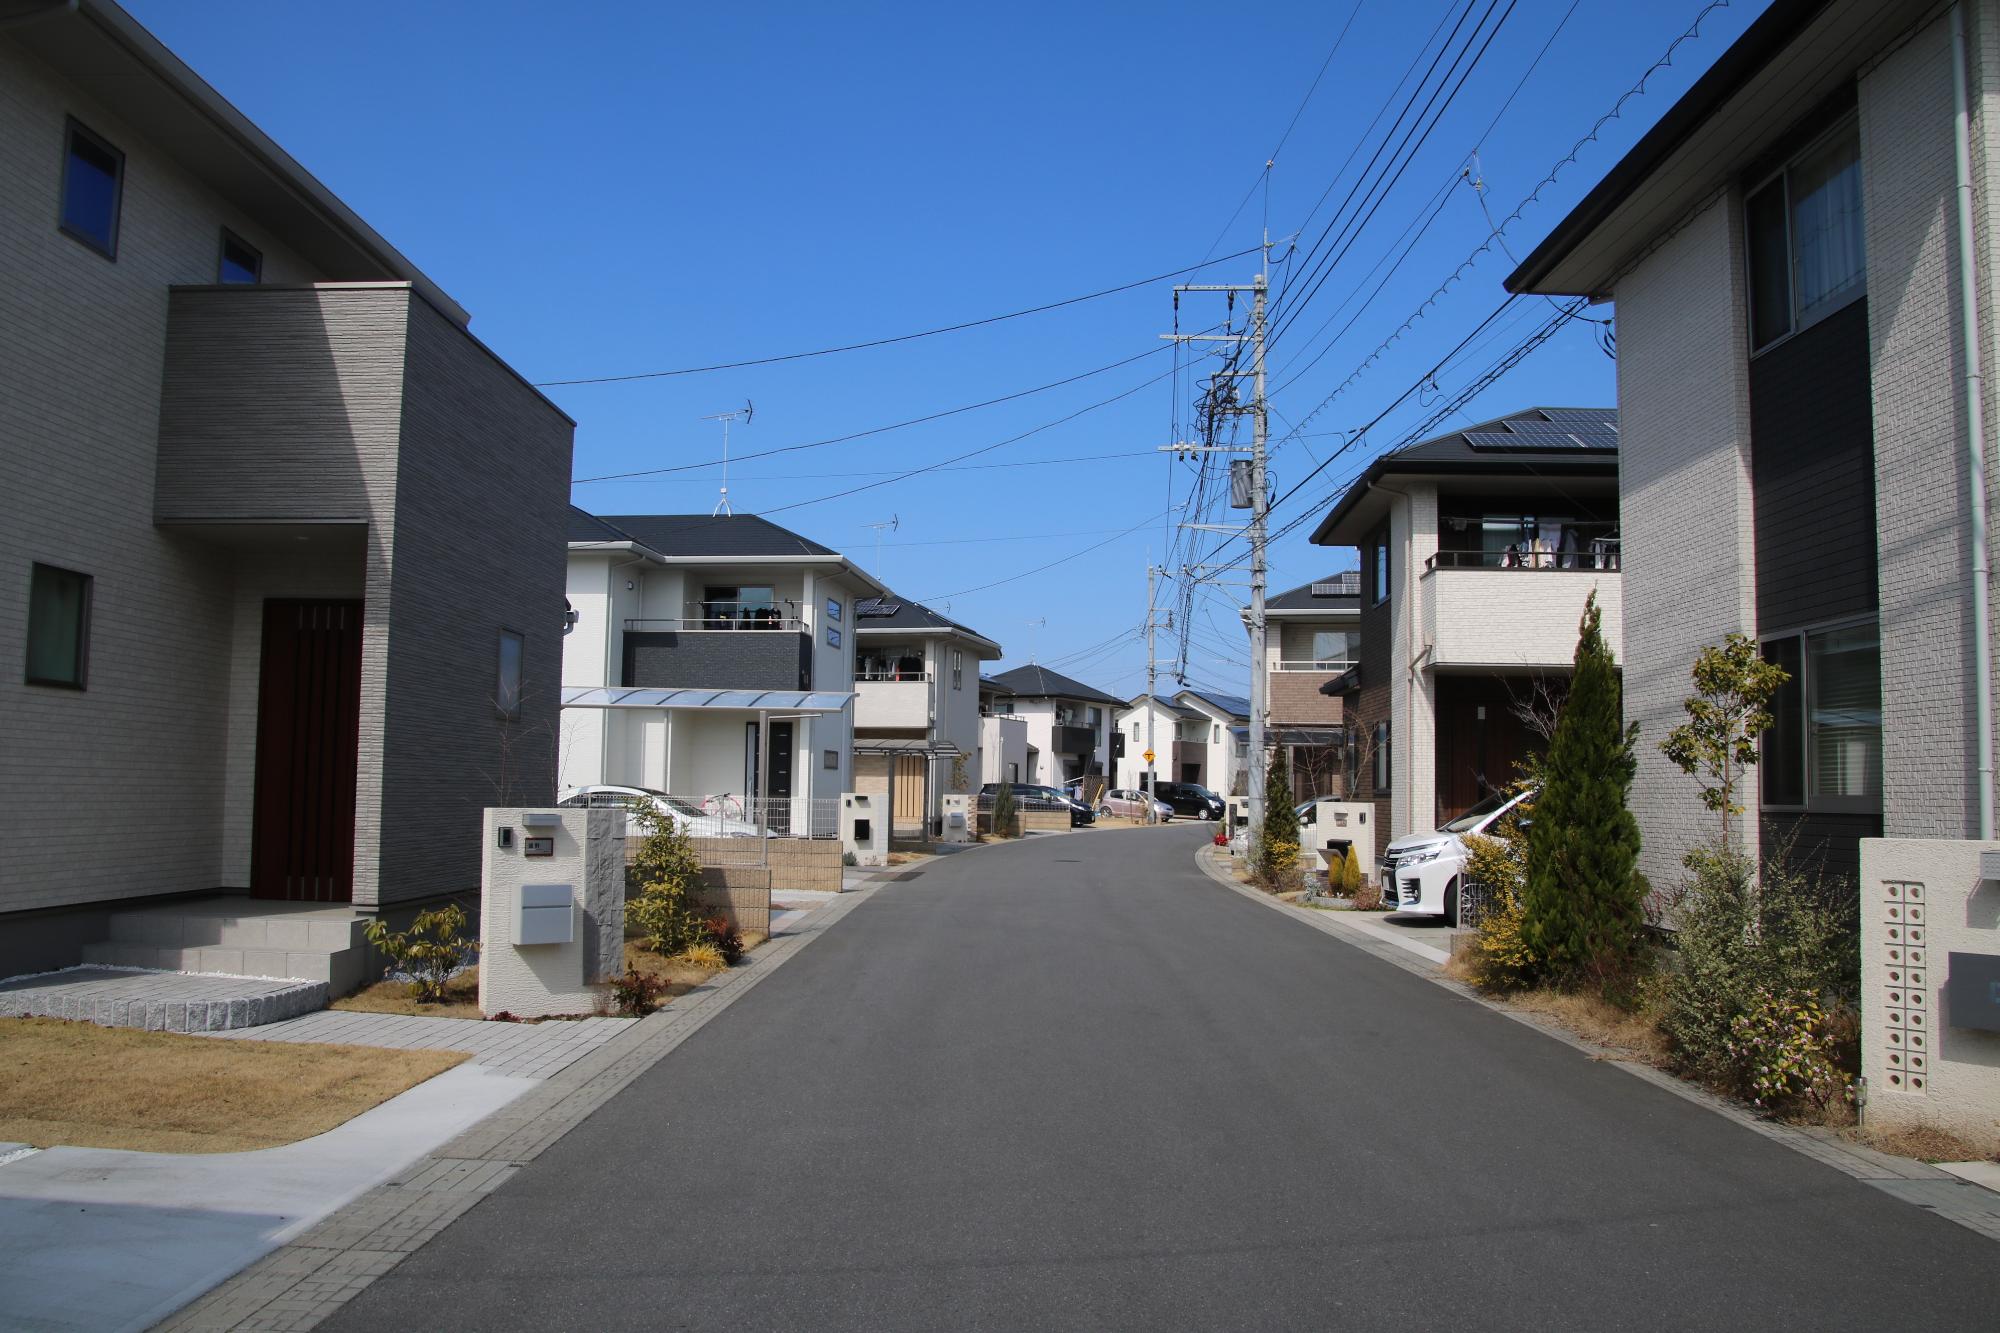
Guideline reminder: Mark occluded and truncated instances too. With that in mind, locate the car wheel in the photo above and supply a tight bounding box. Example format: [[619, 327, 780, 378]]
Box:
[[1098, 805, 1113, 819], [1444, 878, 1461, 928]]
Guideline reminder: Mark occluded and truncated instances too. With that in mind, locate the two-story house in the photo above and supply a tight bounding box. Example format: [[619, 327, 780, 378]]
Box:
[[1310, 409, 1622, 858], [1251, 574, 1362, 800], [1113, 688, 1248, 793], [978, 676, 1031, 785], [1, 0, 574, 983], [982, 665, 1120, 786], [1506, 0, 1990, 887], [852, 594, 1003, 836], [561, 510, 886, 835]]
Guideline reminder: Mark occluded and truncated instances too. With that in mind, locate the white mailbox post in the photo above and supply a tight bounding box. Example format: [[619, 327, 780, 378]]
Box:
[[480, 807, 624, 1018], [940, 793, 974, 845], [842, 792, 887, 867], [1307, 800, 1376, 885], [1224, 797, 1253, 855]]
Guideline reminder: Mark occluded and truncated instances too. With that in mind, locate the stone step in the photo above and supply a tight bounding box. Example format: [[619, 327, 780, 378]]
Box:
[[82, 941, 349, 984], [0, 967, 327, 1031], [106, 904, 367, 953]]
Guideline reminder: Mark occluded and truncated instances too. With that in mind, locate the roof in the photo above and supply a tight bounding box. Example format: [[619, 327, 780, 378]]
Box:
[[1309, 407, 1619, 546], [561, 686, 853, 712], [984, 664, 1124, 706], [1507, 0, 1932, 297], [1267, 572, 1361, 615], [580, 513, 840, 558], [853, 595, 1002, 655], [566, 506, 634, 544], [14, 1, 466, 323], [1177, 687, 1252, 720], [1119, 693, 1202, 719]]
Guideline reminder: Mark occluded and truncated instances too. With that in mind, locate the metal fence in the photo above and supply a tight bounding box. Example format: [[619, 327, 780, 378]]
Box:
[[1455, 876, 1506, 930], [688, 794, 839, 839]]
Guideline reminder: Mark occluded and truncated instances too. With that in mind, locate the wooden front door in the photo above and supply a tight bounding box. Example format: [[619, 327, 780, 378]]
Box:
[[1434, 678, 1534, 826], [893, 754, 925, 831], [251, 600, 363, 902]]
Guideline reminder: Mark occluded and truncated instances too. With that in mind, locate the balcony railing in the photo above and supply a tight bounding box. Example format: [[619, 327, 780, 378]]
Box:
[[1273, 658, 1357, 673], [855, 668, 931, 682], [626, 602, 803, 632], [1426, 539, 1621, 573]]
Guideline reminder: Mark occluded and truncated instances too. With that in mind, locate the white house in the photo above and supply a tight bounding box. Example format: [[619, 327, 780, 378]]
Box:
[[561, 509, 886, 835], [1175, 688, 1253, 795], [851, 594, 1003, 835], [981, 664, 1120, 786]]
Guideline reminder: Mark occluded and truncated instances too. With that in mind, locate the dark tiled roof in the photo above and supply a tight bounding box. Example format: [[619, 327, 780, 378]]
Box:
[[567, 505, 635, 543], [854, 595, 999, 648], [1122, 693, 1202, 718], [569, 510, 839, 558], [1267, 572, 1361, 613], [985, 664, 1123, 706], [1178, 687, 1252, 719]]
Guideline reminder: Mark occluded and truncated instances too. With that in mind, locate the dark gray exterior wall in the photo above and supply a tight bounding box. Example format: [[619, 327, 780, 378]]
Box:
[[622, 630, 812, 691]]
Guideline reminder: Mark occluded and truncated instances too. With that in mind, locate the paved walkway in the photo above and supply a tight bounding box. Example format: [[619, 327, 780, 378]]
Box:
[[203, 1010, 633, 1079], [0, 966, 327, 1031]]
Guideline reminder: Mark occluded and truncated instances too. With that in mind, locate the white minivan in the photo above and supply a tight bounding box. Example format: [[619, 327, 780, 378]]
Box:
[[1379, 787, 1534, 924]]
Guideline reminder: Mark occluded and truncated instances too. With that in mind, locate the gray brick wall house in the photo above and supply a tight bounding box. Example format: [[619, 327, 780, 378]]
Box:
[[1509, 0, 2000, 886], [0, 1, 572, 974]]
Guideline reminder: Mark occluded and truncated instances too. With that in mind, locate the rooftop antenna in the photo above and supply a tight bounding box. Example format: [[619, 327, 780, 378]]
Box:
[[704, 399, 754, 516], [1025, 616, 1047, 664], [862, 514, 899, 577]]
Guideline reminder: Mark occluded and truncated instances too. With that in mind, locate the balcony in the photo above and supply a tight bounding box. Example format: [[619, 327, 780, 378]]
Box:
[[1420, 555, 1622, 670], [621, 623, 811, 691], [1052, 724, 1097, 756], [856, 675, 931, 730]]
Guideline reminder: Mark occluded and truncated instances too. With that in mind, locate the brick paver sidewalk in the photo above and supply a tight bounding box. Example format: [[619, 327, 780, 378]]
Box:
[[203, 1010, 633, 1079]]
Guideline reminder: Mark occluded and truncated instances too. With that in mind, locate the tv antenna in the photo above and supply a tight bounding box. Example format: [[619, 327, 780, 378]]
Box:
[[862, 514, 899, 577], [704, 400, 754, 515], [1026, 616, 1047, 663]]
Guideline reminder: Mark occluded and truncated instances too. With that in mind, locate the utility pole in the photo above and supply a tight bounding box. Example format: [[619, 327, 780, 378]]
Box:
[[1161, 239, 1269, 849], [1145, 562, 1159, 822]]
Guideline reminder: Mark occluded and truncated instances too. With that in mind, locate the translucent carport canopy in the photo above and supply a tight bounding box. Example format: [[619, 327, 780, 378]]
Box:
[[561, 686, 855, 712]]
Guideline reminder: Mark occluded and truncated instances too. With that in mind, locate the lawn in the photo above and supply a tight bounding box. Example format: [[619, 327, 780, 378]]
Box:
[[0, 1017, 465, 1154], [334, 967, 481, 1019]]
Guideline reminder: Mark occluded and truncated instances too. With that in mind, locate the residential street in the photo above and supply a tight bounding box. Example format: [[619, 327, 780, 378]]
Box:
[[326, 827, 1999, 1331]]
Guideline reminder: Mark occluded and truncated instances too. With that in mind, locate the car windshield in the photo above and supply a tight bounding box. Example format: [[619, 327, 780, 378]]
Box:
[[1440, 788, 1520, 833]]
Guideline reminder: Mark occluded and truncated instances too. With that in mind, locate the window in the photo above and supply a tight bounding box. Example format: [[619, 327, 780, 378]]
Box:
[[1087, 707, 1102, 731], [60, 119, 124, 258], [1372, 721, 1391, 795], [951, 649, 963, 690], [1746, 121, 1865, 352], [1759, 621, 1880, 810], [218, 230, 261, 284], [991, 699, 1013, 715], [702, 585, 777, 628], [1371, 531, 1390, 605], [25, 562, 91, 688], [495, 630, 524, 719], [823, 749, 839, 770]]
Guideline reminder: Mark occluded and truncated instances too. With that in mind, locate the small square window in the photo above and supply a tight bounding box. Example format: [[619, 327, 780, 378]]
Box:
[[496, 629, 524, 719], [823, 749, 839, 770], [218, 230, 262, 284], [26, 562, 91, 688], [60, 119, 124, 258]]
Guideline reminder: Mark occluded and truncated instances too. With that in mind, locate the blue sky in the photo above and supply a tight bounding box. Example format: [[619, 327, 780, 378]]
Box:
[[130, 0, 1770, 700]]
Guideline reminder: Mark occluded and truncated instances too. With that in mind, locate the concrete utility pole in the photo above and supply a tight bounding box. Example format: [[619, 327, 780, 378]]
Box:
[[1145, 562, 1159, 821], [1161, 239, 1270, 848]]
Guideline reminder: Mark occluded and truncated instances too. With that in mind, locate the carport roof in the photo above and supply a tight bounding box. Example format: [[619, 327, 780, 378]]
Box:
[[561, 686, 854, 712]]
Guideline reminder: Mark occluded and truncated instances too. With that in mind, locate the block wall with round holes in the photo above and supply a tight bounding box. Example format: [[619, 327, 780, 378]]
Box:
[[1859, 839, 2000, 1152]]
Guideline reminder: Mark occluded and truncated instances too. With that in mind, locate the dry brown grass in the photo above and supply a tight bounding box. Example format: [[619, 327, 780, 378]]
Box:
[[0, 1016, 464, 1154], [1847, 1121, 1999, 1164], [621, 941, 718, 999], [333, 967, 480, 1018], [1455, 976, 1670, 1064]]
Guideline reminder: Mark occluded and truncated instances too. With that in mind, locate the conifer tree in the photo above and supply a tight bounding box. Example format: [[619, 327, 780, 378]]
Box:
[[1255, 750, 1301, 884], [1520, 590, 1644, 986]]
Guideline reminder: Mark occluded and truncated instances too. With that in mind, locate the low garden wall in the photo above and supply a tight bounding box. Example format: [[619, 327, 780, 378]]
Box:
[[625, 835, 842, 894], [697, 867, 772, 936]]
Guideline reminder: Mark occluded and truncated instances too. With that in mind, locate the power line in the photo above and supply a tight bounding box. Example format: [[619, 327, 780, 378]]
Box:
[[919, 507, 1178, 602], [534, 247, 1261, 386], [608, 451, 1155, 485]]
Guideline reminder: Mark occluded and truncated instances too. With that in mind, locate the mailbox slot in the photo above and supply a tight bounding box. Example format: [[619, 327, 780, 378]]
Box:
[[516, 883, 574, 946]]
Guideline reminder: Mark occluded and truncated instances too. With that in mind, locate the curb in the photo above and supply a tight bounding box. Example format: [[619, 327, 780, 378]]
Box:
[[1189, 844, 2000, 1244], [153, 885, 883, 1330]]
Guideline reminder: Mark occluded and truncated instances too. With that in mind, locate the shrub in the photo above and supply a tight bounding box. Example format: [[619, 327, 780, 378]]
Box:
[[679, 941, 727, 971], [364, 903, 476, 1003], [1460, 820, 1540, 992], [1338, 845, 1363, 897], [1350, 877, 1384, 911], [702, 913, 744, 965], [1253, 752, 1301, 889], [1660, 847, 1859, 1084], [990, 782, 1017, 837], [842, 850, 858, 866], [627, 802, 708, 956], [608, 966, 666, 1016], [1658, 633, 1789, 858], [1521, 591, 1646, 991], [1725, 988, 1855, 1117]]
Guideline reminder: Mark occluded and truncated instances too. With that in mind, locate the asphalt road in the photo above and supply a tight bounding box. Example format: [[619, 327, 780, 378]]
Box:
[[327, 825, 2000, 1331]]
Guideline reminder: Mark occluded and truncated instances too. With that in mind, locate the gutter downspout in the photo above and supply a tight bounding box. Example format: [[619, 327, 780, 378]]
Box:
[[1951, 2, 1996, 839]]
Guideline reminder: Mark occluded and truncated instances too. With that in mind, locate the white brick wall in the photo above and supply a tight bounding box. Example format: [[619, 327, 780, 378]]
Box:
[[1863, 11, 1995, 837], [1614, 198, 1760, 889]]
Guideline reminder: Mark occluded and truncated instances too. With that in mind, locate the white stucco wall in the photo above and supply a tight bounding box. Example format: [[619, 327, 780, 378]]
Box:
[[1423, 568, 1622, 668], [979, 714, 1028, 784]]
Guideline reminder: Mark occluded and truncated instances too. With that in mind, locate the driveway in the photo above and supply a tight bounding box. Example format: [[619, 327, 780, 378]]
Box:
[[325, 824, 2000, 1330]]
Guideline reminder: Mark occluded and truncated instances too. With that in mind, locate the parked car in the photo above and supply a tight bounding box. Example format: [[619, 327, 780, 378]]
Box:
[[1155, 781, 1225, 820], [1379, 787, 1535, 925], [557, 785, 765, 838], [1098, 788, 1173, 822], [977, 782, 1095, 827]]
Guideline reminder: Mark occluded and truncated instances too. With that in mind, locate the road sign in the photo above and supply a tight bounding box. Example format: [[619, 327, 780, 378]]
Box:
[[1142, 749, 1155, 764]]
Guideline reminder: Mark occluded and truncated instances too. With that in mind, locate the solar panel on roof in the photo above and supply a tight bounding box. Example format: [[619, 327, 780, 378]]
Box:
[[1463, 430, 1615, 452], [858, 600, 902, 618], [1539, 408, 1619, 429]]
